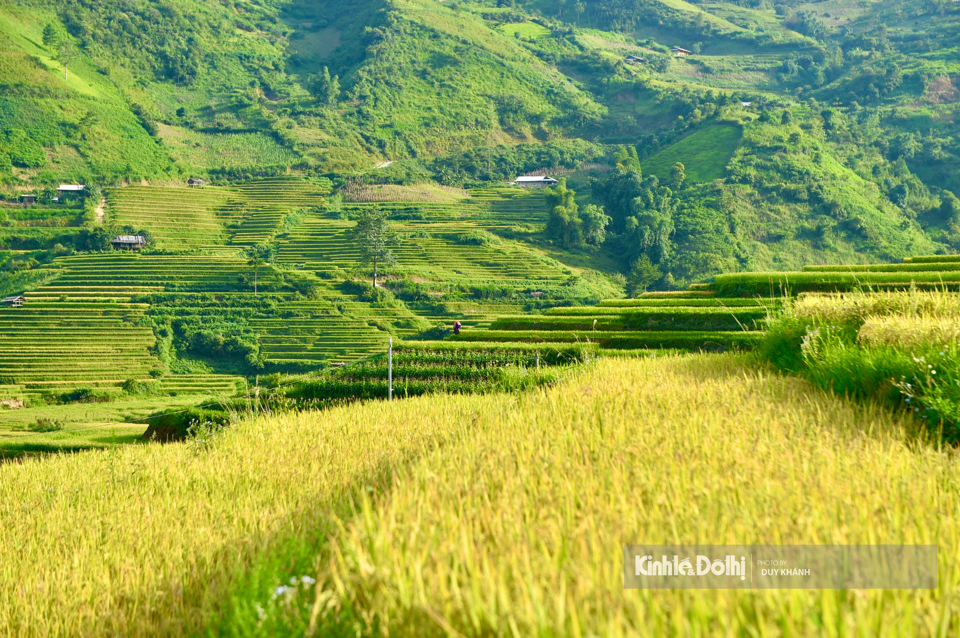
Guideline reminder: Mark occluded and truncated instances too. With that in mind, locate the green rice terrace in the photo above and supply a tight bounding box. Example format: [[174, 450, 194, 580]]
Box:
[[5, 177, 960, 459]]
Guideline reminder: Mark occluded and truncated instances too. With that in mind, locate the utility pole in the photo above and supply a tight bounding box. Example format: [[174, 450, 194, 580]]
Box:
[[388, 337, 393, 401]]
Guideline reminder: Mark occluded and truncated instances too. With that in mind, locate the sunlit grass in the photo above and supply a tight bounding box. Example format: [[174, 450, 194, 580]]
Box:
[[3, 355, 957, 635]]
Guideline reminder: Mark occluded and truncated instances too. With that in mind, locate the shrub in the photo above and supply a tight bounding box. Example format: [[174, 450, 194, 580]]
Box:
[[59, 388, 112, 404], [30, 418, 65, 433], [121, 379, 154, 395], [141, 408, 232, 442]]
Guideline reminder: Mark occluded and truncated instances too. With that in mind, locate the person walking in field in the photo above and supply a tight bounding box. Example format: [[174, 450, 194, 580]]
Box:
[[453, 320, 462, 336]]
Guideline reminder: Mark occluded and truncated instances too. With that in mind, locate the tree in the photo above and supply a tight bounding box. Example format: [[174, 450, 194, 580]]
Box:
[[545, 178, 583, 248], [628, 255, 661, 296], [57, 40, 76, 82], [889, 183, 910, 209], [42, 23, 59, 49], [670, 162, 686, 190], [940, 191, 960, 226], [580, 204, 610, 247], [350, 207, 398, 288], [574, 1, 586, 24], [613, 145, 640, 172], [311, 67, 340, 106], [245, 245, 275, 297], [326, 71, 340, 106]]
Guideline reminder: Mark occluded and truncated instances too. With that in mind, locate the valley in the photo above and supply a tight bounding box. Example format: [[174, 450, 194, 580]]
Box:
[[1, 0, 959, 634]]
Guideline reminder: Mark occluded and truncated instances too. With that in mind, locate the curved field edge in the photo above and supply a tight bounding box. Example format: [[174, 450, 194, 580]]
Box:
[[0, 355, 955, 636]]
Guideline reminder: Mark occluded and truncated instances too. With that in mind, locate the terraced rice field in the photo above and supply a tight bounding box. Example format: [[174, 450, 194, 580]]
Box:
[[0, 301, 158, 394], [0, 182, 607, 445], [448, 293, 769, 352], [709, 254, 960, 296], [25, 253, 286, 302], [106, 177, 332, 250], [276, 218, 571, 287]]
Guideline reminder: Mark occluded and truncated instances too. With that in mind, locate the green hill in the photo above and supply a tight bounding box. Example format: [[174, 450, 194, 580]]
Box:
[[1, 0, 960, 409]]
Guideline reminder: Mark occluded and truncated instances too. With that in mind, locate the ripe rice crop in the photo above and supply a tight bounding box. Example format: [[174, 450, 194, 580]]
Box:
[[762, 290, 960, 439], [4, 356, 953, 635]]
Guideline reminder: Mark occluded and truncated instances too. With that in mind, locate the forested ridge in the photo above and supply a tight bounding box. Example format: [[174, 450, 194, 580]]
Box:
[[1, 0, 959, 284]]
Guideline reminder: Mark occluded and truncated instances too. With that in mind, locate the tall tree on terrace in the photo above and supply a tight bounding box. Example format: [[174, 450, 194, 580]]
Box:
[[245, 244, 275, 297], [350, 206, 399, 288], [57, 40, 76, 82]]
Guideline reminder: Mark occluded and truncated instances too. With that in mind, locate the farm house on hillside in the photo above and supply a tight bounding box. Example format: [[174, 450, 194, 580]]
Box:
[[111, 235, 147, 251], [671, 46, 692, 56], [1, 295, 25, 308], [624, 55, 646, 64], [19, 194, 37, 205], [188, 177, 205, 187], [513, 176, 559, 188], [57, 184, 85, 198]]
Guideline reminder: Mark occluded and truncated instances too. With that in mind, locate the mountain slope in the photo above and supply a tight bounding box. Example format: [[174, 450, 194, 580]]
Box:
[[0, 0, 608, 179]]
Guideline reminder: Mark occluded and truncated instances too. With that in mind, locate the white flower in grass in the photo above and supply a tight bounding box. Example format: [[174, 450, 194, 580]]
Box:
[[301, 575, 317, 586], [273, 585, 292, 599]]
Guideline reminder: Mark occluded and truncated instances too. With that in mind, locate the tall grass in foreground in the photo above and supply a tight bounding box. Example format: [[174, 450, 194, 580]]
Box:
[[763, 290, 960, 439], [1, 356, 958, 636]]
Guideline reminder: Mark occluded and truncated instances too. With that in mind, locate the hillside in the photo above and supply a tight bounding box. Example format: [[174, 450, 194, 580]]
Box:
[[1, 0, 960, 409], [1, 0, 957, 279]]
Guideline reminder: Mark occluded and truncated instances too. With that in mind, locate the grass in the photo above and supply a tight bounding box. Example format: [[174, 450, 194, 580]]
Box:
[[156, 125, 300, 172], [762, 289, 960, 439], [1, 354, 956, 635], [642, 122, 742, 183], [496, 21, 551, 40]]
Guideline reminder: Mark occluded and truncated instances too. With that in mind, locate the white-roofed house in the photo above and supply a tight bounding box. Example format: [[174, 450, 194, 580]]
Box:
[[512, 176, 560, 188], [111, 235, 147, 251], [56, 184, 86, 201]]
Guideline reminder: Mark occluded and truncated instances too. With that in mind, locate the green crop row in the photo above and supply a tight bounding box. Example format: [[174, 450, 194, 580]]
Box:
[[449, 330, 763, 351], [596, 298, 778, 308], [904, 255, 960, 264], [284, 370, 560, 405], [491, 310, 763, 332], [802, 263, 960, 273], [711, 272, 960, 296]]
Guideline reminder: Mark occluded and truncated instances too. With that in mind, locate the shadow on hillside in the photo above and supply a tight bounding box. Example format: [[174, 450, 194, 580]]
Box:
[[279, 0, 388, 80]]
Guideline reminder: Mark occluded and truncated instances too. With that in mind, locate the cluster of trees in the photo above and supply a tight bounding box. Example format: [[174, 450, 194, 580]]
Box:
[[783, 11, 827, 40], [544, 179, 610, 249], [540, 164, 686, 292], [51, 0, 215, 84], [308, 67, 341, 105], [431, 140, 601, 185]]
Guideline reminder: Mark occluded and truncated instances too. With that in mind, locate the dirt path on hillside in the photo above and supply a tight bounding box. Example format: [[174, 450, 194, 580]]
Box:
[[95, 196, 106, 224]]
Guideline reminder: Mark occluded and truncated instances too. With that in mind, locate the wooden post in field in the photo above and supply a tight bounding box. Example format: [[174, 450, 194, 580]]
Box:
[[536, 351, 540, 369], [388, 337, 393, 401]]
